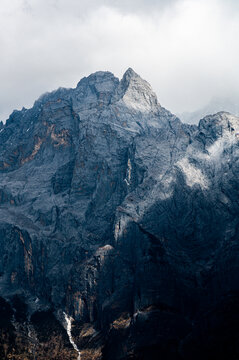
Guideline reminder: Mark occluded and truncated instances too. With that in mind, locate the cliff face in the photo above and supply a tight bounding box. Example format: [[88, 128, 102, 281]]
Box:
[[1, 68, 239, 359]]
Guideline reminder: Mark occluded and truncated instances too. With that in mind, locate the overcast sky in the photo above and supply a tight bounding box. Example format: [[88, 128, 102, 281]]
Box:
[[1, 0, 239, 122]]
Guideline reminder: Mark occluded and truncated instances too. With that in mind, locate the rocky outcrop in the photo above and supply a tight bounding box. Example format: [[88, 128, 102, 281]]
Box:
[[0, 69, 239, 359]]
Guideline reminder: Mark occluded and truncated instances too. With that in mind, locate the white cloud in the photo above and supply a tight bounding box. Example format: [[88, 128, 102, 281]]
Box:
[[0, 0, 239, 122]]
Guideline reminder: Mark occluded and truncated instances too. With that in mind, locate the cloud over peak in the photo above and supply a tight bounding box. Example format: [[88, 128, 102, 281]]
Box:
[[0, 0, 239, 122]]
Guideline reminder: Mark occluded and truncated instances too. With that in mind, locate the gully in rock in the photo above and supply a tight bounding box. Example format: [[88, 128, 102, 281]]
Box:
[[0, 69, 239, 359], [64, 312, 81, 360]]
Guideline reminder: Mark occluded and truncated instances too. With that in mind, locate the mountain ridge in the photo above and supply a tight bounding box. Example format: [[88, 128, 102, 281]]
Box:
[[0, 69, 239, 359]]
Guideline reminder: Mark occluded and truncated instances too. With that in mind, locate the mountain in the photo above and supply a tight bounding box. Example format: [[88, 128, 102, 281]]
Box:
[[179, 97, 239, 124], [1, 69, 239, 359]]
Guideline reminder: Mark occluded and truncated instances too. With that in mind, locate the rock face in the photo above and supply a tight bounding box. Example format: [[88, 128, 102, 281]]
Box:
[[1, 68, 239, 359]]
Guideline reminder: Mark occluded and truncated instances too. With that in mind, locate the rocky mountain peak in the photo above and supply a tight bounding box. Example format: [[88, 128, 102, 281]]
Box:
[[76, 70, 119, 91], [69, 70, 119, 111], [115, 67, 160, 112], [198, 111, 239, 140], [1, 70, 239, 359], [122, 67, 140, 82]]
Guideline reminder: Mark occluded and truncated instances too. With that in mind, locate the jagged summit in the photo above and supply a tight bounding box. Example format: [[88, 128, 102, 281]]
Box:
[[74, 67, 160, 112], [124, 67, 136, 75], [3, 68, 162, 130], [76, 70, 119, 90], [198, 111, 239, 135], [122, 67, 140, 81], [1, 69, 239, 358], [117, 67, 160, 111]]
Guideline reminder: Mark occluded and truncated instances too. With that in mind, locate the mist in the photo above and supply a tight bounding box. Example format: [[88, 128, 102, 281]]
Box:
[[1, 0, 239, 122]]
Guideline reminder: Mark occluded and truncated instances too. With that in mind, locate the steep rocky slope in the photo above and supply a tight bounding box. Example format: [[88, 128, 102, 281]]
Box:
[[1, 68, 239, 359]]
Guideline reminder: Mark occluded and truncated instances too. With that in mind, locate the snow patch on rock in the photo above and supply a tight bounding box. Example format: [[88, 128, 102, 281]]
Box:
[[177, 157, 209, 189]]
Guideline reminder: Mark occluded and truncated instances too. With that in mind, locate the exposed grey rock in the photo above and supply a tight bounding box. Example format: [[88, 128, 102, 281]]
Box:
[[0, 69, 239, 359]]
